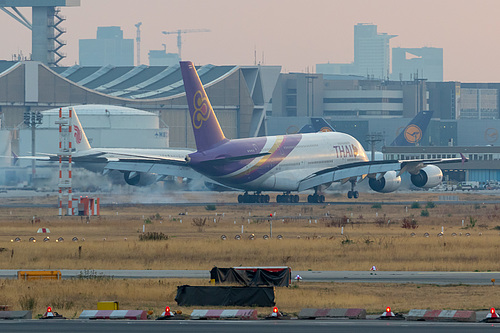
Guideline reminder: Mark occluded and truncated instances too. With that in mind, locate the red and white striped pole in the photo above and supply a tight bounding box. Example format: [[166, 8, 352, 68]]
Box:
[[58, 108, 63, 216], [67, 108, 73, 216]]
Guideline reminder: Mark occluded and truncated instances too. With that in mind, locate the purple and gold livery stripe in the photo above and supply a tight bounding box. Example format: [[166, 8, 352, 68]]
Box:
[[227, 134, 302, 184], [231, 136, 284, 178]]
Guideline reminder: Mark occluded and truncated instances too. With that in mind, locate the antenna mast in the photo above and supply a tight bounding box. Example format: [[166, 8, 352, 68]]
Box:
[[135, 22, 142, 66]]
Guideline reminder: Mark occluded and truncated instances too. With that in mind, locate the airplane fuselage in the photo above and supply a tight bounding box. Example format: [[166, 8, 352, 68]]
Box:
[[187, 132, 368, 192]]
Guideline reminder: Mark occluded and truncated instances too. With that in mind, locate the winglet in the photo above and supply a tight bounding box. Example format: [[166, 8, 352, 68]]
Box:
[[11, 151, 18, 165], [460, 153, 468, 164]]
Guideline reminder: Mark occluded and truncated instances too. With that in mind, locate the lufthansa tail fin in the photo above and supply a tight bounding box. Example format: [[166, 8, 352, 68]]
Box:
[[299, 117, 335, 133], [180, 61, 227, 151], [71, 108, 92, 152], [390, 110, 433, 146]]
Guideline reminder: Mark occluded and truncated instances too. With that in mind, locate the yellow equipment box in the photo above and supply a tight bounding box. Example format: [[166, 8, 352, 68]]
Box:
[[97, 301, 119, 310], [17, 271, 61, 280]]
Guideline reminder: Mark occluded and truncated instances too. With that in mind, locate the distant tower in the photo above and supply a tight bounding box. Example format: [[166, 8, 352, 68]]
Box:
[[0, 0, 81, 66], [354, 23, 396, 79], [148, 50, 179, 66], [391, 47, 443, 82], [79, 26, 134, 66], [135, 22, 142, 66]]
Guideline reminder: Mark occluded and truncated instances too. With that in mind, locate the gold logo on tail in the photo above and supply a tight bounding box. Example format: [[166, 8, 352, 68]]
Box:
[[193, 90, 210, 129], [404, 125, 422, 143]]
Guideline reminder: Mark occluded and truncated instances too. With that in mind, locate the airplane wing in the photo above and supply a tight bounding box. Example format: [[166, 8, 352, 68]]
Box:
[[104, 160, 201, 179], [7, 151, 107, 162], [92, 151, 192, 161], [104, 159, 238, 190], [298, 157, 466, 192]]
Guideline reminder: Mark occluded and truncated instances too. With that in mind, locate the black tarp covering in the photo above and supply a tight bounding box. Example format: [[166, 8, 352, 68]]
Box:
[[175, 285, 275, 307], [210, 267, 291, 287]]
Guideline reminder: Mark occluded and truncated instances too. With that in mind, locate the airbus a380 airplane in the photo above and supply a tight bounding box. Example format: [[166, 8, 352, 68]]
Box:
[[177, 61, 466, 203], [27, 63, 465, 202]]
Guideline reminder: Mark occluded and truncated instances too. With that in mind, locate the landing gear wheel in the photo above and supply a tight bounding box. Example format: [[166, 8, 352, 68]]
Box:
[[347, 191, 353, 199], [307, 193, 323, 203], [276, 193, 297, 203], [237, 192, 271, 204], [353, 191, 359, 199]]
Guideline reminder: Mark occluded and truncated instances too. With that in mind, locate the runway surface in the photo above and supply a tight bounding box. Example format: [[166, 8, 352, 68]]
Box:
[[2, 189, 500, 207], [0, 319, 498, 333], [1, 269, 499, 285]]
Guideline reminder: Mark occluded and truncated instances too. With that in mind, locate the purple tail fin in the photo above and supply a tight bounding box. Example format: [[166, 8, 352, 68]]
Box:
[[180, 61, 226, 151]]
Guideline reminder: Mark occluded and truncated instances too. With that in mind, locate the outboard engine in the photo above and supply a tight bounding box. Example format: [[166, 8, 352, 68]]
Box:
[[410, 165, 443, 188]]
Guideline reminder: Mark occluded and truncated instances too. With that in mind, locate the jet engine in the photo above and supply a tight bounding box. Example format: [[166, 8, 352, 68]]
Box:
[[368, 171, 401, 193], [410, 165, 443, 188], [123, 171, 157, 186]]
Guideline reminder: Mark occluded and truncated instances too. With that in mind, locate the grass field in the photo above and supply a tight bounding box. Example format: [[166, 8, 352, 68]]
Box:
[[0, 191, 499, 316], [0, 278, 498, 318]]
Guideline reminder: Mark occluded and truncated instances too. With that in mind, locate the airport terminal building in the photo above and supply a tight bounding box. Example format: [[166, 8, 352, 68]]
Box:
[[0, 61, 281, 150]]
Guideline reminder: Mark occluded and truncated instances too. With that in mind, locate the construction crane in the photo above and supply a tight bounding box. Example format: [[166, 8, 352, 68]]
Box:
[[161, 29, 210, 59], [135, 22, 142, 66]]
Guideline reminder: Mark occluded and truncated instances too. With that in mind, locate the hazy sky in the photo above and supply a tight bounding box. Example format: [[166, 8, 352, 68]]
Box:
[[0, 0, 499, 82]]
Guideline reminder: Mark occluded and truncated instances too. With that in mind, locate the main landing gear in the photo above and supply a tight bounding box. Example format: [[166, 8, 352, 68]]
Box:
[[276, 192, 299, 203], [307, 187, 325, 203], [238, 192, 270, 203], [347, 180, 359, 199], [307, 193, 325, 203]]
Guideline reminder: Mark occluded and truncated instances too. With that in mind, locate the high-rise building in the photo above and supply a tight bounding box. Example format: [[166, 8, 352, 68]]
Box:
[[317, 23, 395, 79], [79, 26, 134, 66], [391, 47, 443, 82], [354, 23, 396, 79]]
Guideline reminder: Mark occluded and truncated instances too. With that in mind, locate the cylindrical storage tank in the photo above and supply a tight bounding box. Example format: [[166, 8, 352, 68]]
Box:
[[19, 105, 169, 160]]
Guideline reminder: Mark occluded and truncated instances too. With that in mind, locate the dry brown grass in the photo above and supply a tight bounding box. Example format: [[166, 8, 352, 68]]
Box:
[[1, 235, 500, 271], [1, 192, 500, 315], [0, 196, 500, 271], [0, 278, 497, 317]]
